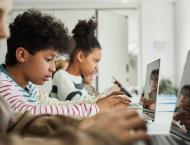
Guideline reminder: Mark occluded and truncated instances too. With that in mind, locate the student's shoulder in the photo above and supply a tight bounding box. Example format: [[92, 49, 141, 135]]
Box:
[[0, 65, 11, 81], [0, 70, 11, 82], [54, 69, 68, 79], [0, 71, 15, 88], [53, 69, 72, 84]]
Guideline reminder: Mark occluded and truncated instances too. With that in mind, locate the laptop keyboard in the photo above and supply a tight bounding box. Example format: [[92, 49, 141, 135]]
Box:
[[143, 113, 153, 121], [151, 135, 189, 145], [170, 125, 190, 142]]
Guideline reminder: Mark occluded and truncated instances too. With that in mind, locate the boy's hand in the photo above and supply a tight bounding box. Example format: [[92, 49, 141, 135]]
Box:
[[96, 93, 131, 112], [80, 108, 150, 144], [174, 112, 190, 130]]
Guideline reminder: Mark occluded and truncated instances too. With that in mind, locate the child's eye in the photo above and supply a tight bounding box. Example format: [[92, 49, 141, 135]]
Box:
[[45, 58, 52, 62], [94, 59, 99, 63]]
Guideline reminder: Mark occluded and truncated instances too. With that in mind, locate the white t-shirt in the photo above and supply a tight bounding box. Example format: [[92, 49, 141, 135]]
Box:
[[50, 69, 96, 101]]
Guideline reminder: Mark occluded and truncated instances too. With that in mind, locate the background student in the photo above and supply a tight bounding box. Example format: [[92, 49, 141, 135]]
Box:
[[52, 59, 120, 99], [51, 19, 130, 106]]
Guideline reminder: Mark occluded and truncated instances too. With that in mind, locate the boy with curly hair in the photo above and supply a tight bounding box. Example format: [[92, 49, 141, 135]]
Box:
[[0, 9, 130, 116]]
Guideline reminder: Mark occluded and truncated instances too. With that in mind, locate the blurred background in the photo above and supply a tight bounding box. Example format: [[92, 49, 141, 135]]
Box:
[[0, 0, 189, 95]]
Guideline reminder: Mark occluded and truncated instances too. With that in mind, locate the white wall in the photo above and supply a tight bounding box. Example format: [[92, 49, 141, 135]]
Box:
[[127, 10, 139, 87], [98, 10, 128, 93], [140, 1, 175, 90], [53, 10, 95, 33], [113, 10, 140, 87], [174, 0, 190, 87], [0, 13, 13, 64], [0, 40, 7, 64]]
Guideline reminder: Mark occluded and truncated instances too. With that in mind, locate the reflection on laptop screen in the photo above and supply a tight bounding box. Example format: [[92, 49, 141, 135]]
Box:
[[142, 59, 160, 121], [171, 51, 190, 134]]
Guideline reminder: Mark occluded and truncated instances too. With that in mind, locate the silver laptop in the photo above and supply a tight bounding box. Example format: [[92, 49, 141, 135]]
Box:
[[169, 51, 190, 141], [141, 59, 161, 122], [147, 58, 177, 135], [150, 51, 190, 145], [128, 59, 161, 114]]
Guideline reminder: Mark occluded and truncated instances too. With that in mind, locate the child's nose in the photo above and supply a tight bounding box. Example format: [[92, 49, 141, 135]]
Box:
[[50, 63, 56, 73], [95, 65, 99, 71]]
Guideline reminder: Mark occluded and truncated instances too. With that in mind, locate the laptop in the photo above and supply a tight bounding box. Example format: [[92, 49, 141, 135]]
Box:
[[147, 58, 176, 134], [110, 60, 161, 127], [169, 51, 190, 141], [150, 51, 190, 145], [111, 77, 142, 109], [141, 59, 161, 122], [127, 59, 161, 123]]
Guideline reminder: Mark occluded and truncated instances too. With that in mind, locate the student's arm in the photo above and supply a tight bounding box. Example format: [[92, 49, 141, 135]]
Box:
[[38, 91, 99, 116], [0, 79, 99, 117]]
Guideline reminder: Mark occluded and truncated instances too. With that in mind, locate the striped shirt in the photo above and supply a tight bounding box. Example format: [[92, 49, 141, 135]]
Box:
[[0, 64, 99, 117]]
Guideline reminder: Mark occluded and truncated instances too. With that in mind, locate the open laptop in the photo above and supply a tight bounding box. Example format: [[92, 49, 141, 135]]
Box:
[[147, 58, 177, 135], [128, 59, 161, 121], [113, 59, 162, 124], [150, 51, 190, 145], [141, 59, 161, 122], [169, 51, 190, 141]]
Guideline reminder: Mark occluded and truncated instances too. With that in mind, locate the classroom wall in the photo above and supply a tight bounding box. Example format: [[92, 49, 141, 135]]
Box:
[[0, 40, 7, 65], [98, 10, 128, 93], [114, 10, 139, 88], [139, 1, 175, 89]]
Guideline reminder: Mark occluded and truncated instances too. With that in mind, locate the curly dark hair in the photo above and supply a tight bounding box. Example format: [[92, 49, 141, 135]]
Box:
[[70, 18, 101, 62], [6, 9, 74, 66], [180, 85, 190, 98]]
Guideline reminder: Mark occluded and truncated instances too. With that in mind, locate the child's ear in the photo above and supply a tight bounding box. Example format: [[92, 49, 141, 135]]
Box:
[[77, 51, 85, 63], [15, 47, 29, 63]]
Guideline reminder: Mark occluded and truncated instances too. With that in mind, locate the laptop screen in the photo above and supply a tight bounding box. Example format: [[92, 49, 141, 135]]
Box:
[[171, 51, 190, 134], [142, 59, 160, 121]]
